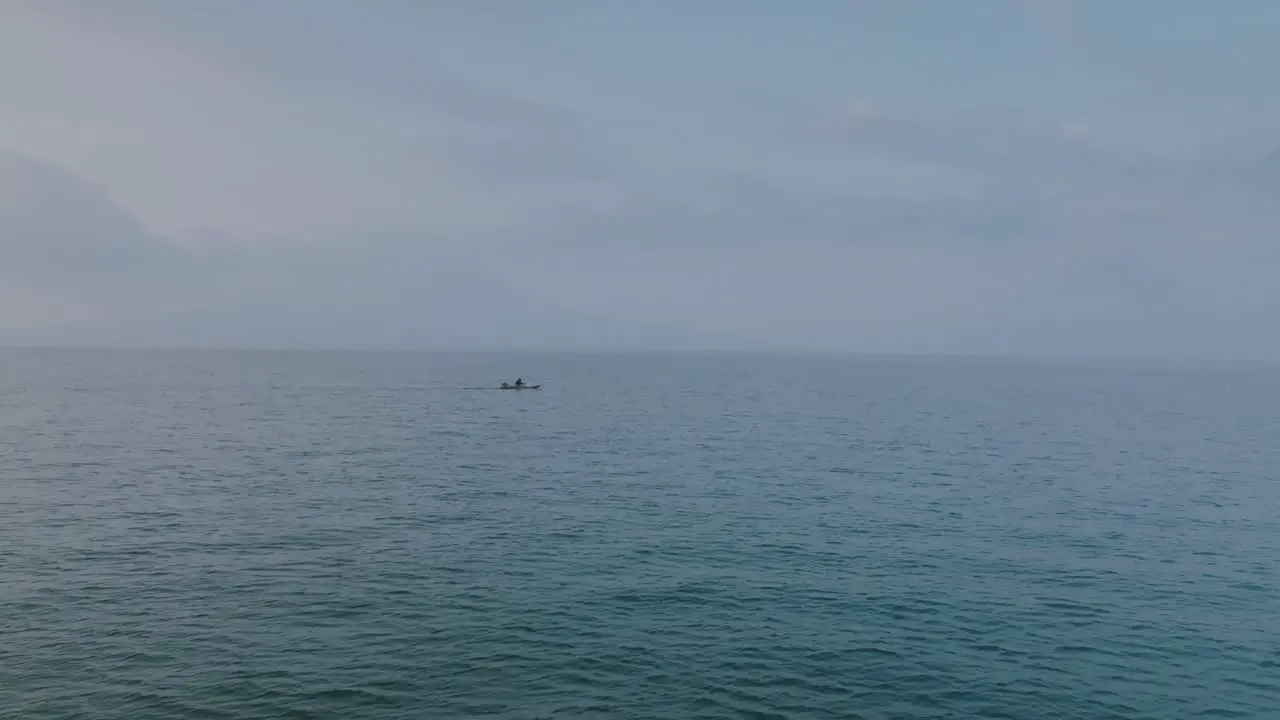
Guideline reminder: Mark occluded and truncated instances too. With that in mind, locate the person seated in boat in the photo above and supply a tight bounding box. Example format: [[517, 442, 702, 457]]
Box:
[[514, 378, 525, 388]]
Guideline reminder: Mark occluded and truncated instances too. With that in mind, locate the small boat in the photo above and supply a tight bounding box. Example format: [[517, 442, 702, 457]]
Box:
[[500, 383, 541, 390]]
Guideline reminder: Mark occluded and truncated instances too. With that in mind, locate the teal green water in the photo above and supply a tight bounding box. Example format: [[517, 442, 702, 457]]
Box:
[[2, 349, 1278, 719]]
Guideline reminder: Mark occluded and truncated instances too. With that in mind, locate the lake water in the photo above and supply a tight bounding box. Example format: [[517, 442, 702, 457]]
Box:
[[2, 348, 1278, 719]]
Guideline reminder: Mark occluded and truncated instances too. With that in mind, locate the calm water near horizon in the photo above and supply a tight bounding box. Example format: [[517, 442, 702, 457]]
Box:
[[2, 348, 1278, 719]]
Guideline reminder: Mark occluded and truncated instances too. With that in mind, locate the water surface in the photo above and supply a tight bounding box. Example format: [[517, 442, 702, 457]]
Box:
[[2, 349, 1278, 718]]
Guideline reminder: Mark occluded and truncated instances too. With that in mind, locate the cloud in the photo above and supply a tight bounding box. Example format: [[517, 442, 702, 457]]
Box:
[[455, 99, 1280, 357], [812, 103, 1121, 183], [0, 2, 612, 239], [489, 100, 1280, 269], [0, 152, 192, 314], [3, 3, 1279, 359], [0, 151, 744, 350], [808, 102, 1280, 232], [1258, 147, 1280, 183], [532, 173, 1071, 261], [385, 115, 610, 192], [1062, 122, 1090, 140]]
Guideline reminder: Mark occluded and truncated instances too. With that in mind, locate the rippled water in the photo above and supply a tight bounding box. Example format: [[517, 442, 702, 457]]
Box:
[[2, 348, 1278, 719]]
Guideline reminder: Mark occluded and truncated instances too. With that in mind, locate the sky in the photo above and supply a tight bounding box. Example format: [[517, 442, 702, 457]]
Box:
[[1, 0, 1277, 357]]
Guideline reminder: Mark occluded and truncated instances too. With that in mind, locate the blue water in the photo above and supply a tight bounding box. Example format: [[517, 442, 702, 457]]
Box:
[[2, 348, 1278, 719]]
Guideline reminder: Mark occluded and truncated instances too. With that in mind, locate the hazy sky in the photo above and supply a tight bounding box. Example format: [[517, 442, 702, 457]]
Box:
[[1, 0, 1277, 357]]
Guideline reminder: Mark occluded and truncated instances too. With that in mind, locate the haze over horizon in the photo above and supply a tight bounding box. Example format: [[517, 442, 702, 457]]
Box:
[[2, 1, 1277, 359]]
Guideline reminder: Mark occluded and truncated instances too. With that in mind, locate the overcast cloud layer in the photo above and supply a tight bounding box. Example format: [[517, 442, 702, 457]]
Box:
[[1, 0, 1277, 358]]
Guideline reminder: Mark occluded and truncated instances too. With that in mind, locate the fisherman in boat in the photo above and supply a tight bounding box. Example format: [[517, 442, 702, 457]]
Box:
[[514, 378, 525, 388]]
